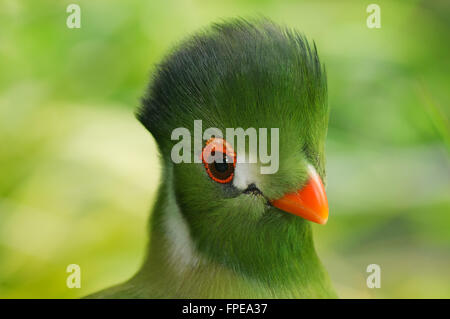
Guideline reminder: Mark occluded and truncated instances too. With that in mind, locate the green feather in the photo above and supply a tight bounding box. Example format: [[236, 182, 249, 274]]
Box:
[[87, 18, 336, 299]]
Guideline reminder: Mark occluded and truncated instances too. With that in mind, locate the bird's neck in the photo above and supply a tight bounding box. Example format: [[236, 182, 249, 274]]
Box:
[[135, 166, 336, 298]]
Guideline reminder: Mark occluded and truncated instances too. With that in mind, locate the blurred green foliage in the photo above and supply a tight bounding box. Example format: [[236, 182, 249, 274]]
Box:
[[0, 0, 449, 298]]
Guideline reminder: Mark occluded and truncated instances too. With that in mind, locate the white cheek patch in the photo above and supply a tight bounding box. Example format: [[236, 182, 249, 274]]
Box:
[[165, 208, 200, 270], [163, 181, 203, 274]]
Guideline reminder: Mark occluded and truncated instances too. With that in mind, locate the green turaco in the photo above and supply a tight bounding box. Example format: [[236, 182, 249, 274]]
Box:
[[88, 18, 336, 298]]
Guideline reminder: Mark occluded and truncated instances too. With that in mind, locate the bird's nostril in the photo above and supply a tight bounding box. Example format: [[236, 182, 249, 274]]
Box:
[[243, 183, 263, 195]]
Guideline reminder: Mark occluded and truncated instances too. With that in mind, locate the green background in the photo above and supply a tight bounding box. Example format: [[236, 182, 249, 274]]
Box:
[[0, 0, 449, 298]]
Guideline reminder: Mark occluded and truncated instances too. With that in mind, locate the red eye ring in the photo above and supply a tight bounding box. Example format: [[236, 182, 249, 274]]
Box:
[[201, 137, 236, 184]]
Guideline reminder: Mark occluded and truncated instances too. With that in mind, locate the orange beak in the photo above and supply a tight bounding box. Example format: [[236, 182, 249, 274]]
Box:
[[270, 165, 329, 224]]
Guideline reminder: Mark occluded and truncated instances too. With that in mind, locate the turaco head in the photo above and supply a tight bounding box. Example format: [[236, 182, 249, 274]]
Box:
[[137, 18, 330, 281]]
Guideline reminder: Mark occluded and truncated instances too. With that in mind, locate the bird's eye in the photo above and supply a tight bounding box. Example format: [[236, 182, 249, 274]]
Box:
[[202, 138, 236, 184]]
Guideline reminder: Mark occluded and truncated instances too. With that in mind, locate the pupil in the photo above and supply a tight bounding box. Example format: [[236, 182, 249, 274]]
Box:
[[214, 161, 229, 173]]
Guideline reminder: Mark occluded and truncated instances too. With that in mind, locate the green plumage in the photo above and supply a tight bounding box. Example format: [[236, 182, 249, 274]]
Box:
[[87, 18, 336, 298]]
